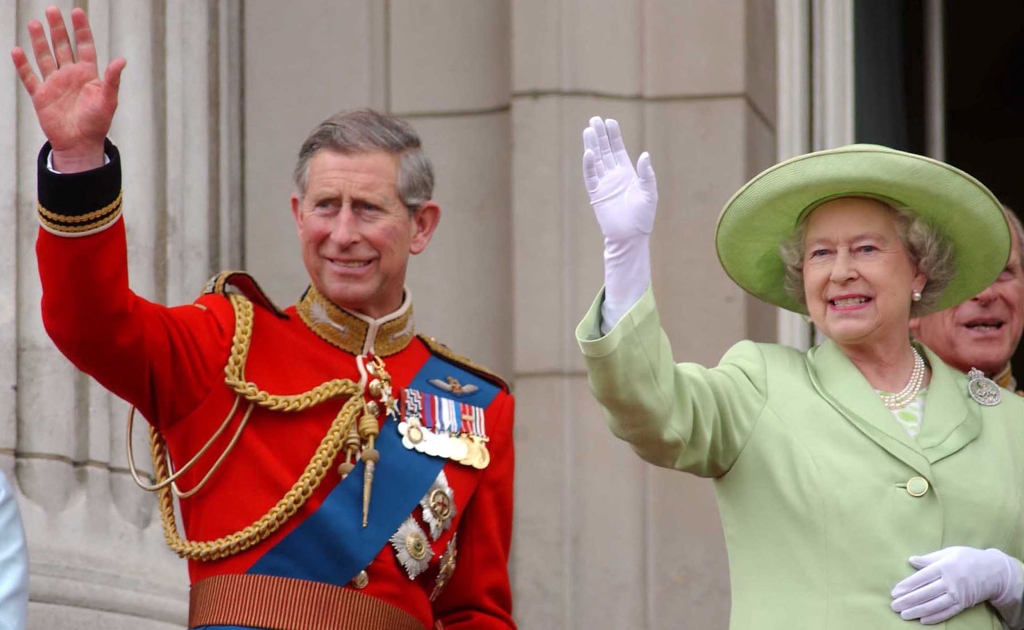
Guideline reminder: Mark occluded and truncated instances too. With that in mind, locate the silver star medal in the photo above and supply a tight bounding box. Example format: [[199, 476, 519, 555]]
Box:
[[420, 471, 457, 540], [968, 368, 1002, 406], [390, 517, 434, 580]]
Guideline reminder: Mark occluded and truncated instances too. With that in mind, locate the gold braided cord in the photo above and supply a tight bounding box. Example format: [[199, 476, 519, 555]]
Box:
[[171, 400, 255, 499], [146, 292, 366, 561], [38, 207, 121, 233], [126, 397, 241, 493], [151, 396, 363, 561], [37, 192, 123, 224], [224, 294, 361, 411]]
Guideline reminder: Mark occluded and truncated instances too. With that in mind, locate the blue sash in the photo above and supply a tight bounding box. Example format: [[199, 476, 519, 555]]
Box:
[[194, 355, 500, 629], [244, 419, 444, 586]]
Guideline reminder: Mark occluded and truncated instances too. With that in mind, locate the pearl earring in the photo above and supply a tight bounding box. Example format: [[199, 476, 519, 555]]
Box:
[[912, 289, 922, 302]]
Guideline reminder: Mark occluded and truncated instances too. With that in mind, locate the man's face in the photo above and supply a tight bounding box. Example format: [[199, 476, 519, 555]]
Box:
[[911, 231, 1024, 376], [291, 149, 439, 319]]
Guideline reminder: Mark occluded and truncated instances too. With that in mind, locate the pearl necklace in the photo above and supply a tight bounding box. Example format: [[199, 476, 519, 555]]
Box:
[[879, 347, 926, 410]]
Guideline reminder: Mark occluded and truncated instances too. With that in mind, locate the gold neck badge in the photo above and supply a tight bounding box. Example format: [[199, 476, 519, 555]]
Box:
[[296, 285, 415, 357]]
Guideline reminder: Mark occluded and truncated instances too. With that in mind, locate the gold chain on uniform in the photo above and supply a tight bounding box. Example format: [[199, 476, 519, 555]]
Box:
[[148, 293, 365, 562]]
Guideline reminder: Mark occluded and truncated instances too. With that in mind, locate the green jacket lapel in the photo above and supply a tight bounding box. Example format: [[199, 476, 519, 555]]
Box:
[[915, 343, 981, 463], [806, 339, 931, 476]]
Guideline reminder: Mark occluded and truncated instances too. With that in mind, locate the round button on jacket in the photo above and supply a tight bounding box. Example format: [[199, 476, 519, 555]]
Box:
[[906, 476, 929, 497], [351, 570, 369, 589]]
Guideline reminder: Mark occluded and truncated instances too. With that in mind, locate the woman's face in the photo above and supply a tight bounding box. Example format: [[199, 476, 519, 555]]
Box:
[[802, 197, 926, 350]]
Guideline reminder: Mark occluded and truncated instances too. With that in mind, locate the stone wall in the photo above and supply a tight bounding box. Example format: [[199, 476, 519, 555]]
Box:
[[1, 1, 776, 628], [2, 1, 242, 627]]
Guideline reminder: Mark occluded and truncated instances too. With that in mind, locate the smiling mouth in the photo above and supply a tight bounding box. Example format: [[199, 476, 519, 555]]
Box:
[[830, 297, 871, 308], [964, 321, 1004, 332], [330, 260, 371, 268]]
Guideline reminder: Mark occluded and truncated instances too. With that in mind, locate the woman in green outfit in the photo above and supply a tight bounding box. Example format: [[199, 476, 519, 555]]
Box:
[[576, 116, 1024, 629]]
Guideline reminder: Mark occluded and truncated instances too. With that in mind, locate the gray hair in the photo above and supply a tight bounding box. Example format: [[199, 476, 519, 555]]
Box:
[[1003, 205, 1024, 262], [778, 198, 956, 317], [293, 109, 434, 212]]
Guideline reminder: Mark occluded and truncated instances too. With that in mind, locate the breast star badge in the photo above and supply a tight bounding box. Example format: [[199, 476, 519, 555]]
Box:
[[390, 517, 434, 580], [420, 471, 457, 540]]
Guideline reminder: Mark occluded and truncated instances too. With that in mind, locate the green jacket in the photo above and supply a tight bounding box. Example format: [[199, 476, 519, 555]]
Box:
[[577, 287, 1024, 630]]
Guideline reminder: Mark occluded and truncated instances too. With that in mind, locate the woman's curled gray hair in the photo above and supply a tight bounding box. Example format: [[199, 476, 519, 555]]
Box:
[[777, 200, 956, 317]]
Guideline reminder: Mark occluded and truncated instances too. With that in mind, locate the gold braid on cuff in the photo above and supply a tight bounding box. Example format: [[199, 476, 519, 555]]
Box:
[[127, 293, 365, 562], [37, 193, 123, 234]]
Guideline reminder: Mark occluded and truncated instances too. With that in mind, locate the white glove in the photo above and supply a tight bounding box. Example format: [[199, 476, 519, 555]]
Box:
[[581, 117, 658, 334], [891, 546, 1024, 626]]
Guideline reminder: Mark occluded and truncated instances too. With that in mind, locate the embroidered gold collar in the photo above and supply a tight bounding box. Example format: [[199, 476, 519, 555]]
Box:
[[994, 362, 1018, 393], [296, 285, 415, 357]]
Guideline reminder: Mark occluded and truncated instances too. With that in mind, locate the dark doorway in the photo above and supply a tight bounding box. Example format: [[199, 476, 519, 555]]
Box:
[[853, 0, 926, 154], [855, 0, 1024, 382], [944, 0, 1024, 380]]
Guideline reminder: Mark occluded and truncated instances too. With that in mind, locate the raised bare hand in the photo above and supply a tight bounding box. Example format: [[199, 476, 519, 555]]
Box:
[[11, 7, 126, 172]]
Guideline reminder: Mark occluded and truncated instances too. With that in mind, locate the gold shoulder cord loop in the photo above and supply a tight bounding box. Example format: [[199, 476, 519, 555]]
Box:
[[125, 395, 244, 492], [129, 293, 365, 562], [172, 401, 255, 499]]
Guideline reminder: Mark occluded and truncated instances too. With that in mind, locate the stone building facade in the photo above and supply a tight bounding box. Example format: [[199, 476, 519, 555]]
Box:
[[2, 1, 801, 628]]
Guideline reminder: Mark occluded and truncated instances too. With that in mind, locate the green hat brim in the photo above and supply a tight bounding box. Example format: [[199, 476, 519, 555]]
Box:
[[715, 144, 1009, 315]]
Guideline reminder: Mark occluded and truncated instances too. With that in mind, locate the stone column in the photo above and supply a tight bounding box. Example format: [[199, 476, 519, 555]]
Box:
[[243, 0, 514, 378], [2, 1, 243, 627], [511, 1, 777, 627]]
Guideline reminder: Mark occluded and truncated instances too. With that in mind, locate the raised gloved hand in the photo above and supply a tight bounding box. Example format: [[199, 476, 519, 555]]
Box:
[[891, 546, 1024, 626], [581, 117, 658, 333]]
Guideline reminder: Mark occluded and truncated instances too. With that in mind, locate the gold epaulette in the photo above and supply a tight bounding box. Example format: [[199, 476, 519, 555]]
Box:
[[418, 334, 510, 392], [200, 271, 286, 318]]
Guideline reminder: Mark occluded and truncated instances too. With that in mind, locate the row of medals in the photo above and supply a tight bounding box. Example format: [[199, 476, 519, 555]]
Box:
[[403, 415, 491, 469]]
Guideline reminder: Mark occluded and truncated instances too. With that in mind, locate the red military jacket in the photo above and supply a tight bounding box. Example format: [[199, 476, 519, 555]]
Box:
[[34, 140, 516, 629]]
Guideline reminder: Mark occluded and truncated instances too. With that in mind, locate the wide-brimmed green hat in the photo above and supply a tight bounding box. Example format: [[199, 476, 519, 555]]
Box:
[[716, 144, 1009, 315]]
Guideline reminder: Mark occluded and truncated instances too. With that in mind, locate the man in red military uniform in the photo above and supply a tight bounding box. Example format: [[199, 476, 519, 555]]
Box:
[[12, 7, 516, 630]]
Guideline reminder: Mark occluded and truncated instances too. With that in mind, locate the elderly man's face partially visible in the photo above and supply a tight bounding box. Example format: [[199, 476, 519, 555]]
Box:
[[911, 228, 1024, 377]]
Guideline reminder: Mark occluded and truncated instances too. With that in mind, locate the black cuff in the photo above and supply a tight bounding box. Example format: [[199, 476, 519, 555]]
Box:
[[37, 138, 123, 235]]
